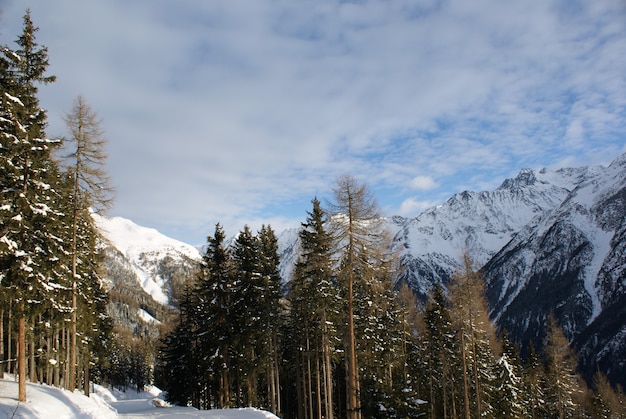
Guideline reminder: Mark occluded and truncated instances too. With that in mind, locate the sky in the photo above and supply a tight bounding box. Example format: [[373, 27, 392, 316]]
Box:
[[2, 0, 626, 246]]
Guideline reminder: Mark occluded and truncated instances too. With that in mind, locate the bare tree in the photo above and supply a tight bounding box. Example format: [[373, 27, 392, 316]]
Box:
[[63, 95, 113, 392], [327, 174, 389, 419]]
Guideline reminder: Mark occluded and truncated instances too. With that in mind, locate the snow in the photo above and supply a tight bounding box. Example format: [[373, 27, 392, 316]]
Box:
[[92, 213, 201, 305], [138, 308, 161, 324], [0, 374, 279, 418]]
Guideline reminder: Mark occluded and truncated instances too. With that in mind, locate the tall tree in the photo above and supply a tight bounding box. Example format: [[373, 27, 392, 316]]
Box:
[[231, 225, 261, 406], [327, 174, 391, 419], [289, 198, 339, 419], [448, 255, 498, 419], [543, 314, 585, 418], [196, 223, 234, 408], [257, 224, 283, 415], [0, 9, 57, 402], [62, 94, 113, 392]]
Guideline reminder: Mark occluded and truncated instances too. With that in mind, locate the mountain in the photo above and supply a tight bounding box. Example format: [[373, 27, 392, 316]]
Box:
[[482, 152, 626, 386], [95, 152, 626, 388], [93, 213, 201, 337]]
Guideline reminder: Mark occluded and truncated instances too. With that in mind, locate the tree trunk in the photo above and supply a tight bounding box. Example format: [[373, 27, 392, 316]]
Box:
[[7, 304, 12, 375], [0, 308, 4, 375], [29, 319, 36, 383], [322, 314, 334, 419], [18, 308, 26, 402], [346, 267, 360, 419], [69, 281, 77, 392]]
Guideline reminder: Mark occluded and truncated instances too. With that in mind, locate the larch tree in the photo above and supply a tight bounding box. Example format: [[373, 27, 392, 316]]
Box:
[[62, 94, 113, 392], [543, 314, 585, 418], [0, 9, 57, 402], [448, 254, 498, 419], [327, 174, 392, 419]]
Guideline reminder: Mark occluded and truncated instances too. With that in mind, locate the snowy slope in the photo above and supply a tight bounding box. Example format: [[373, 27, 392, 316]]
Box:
[[483, 152, 626, 387], [93, 213, 201, 306], [0, 375, 279, 418], [388, 164, 595, 299]]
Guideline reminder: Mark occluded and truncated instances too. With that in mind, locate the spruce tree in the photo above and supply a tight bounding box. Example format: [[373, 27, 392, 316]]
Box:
[[231, 225, 262, 406], [257, 224, 283, 414], [0, 9, 58, 401], [289, 198, 339, 419], [196, 223, 235, 408]]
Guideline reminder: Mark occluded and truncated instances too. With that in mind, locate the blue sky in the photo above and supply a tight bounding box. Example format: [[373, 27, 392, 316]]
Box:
[[2, 0, 626, 245]]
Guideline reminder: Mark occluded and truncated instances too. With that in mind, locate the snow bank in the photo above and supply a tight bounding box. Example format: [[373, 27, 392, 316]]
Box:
[[0, 375, 279, 418]]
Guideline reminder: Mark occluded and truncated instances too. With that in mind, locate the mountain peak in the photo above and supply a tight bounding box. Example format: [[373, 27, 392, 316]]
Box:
[[498, 168, 537, 190]]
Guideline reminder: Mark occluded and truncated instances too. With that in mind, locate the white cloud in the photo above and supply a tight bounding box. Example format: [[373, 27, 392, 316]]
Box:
[[410, 176, 438, 191], [397, 198, 438, 217], [1, 0, 625, 243]]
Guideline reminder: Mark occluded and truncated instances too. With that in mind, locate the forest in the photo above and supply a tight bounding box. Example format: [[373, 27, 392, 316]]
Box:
[[1, 10, 625, 419]]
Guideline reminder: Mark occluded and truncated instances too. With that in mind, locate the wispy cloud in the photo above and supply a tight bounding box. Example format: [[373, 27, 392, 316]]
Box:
[[1, 0, 625, 244]]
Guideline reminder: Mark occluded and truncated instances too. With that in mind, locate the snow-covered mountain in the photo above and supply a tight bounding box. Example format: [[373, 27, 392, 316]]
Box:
[[95, 152, 626, 387], [482, 152, 626, 387], [93, 213, 201, 335]]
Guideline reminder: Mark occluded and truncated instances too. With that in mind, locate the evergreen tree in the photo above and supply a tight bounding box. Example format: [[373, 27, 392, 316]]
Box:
[[0, 9, 58, 401], [288, 198, 340, 419], [522, 341, 547, 419], [196, 223, 235, 408], [493, 332, 527, 418], [158, 284, 200, 406], [418, 284, 461, 419], [231, 225, 262, 406], [257, 224, 283, 415]]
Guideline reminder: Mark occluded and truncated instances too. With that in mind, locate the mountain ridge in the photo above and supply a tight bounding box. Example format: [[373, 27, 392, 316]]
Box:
[[96, 152, 626, 387]]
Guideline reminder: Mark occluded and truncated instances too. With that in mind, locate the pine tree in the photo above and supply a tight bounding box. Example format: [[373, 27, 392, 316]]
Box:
[[418, 284, 461, 419], [522, 341, 547, 419], [257, 224, 283, 415], [288, 198, 340, 419], [493, 332, 527, 418], [196, 223, 235, 408], [0, 9, 58, 402], [231, 225, 262, 406], [158, 284, 200, 406]]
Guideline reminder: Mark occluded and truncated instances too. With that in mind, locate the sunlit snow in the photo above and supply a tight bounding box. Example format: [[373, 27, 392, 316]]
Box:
[[0, 374, 279, 418]]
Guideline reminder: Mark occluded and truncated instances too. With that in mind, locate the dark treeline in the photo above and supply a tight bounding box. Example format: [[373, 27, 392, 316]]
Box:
[[2, 10, 626, 418]]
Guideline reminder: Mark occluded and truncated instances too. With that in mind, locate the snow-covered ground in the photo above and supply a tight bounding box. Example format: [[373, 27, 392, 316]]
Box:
[[0, 375, 278, 418]]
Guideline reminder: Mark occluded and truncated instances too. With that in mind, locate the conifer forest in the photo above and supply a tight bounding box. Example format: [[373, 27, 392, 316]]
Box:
[[1, 10, 625, 419]]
